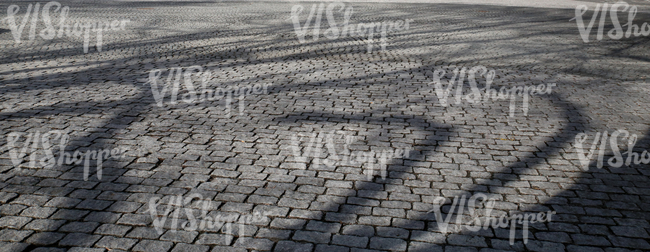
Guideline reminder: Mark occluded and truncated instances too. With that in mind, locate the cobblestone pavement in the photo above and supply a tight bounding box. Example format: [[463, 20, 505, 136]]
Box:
[[1, 0, 650, 251]]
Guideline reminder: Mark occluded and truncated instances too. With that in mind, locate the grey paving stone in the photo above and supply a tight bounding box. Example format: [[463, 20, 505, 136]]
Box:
[[292, 230, 331, 244], [58, 233, 102, 247], [447, 234, 488, 247], [125, 227, 162, 239], [444, 246, 479, 252], [159, 230, 199, 243], [0, 216, 32, 229], [94, 224, 132, 237], [95, 236, 138, 250], [171, 243, 210, 252], [408, 242, 444, 252], [275, 240, 315, 252], [210, 246, 247, 252], [376, 227, 409, 239], [67, 248, 107, 252], [51, 209, 90, 221], [524, 240, 566, 252], [25, 232, 65, 245], [20, 206, 58, 218], [342, 225, 375, 237], [59, 222, 100, 233], [566, 245, 605, 252], [23, 219, 67, 232], [232, 237, 275, 251], [535, 232, 572, 243], [0, 242, 29, 252], [411, 231, 446, 244], [132, 239, 174, 252], [196, 233, 234, 246], [0, 204, 27, 216], [30, 248, 66, 252], [315, 244, 351, 252], [332, 235, 369, 248], [571, 234, 612, 246], [607, 235, 650, 250], [306, 220, 342, 233], [271, 218, 307, 230], [0, 229, 33, 242], [76, 199, 114, 210], [369, 237, 408, 251]]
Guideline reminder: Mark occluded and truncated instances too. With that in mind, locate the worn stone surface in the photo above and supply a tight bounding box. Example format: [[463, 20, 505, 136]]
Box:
[[1, 0, 650, 251]]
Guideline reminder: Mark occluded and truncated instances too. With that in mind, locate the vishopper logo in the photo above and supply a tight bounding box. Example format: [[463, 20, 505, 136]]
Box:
[[5, 130, 126, 180], [431, 66, 556, 117], [290, 130, 411, 179], [289, 2, 413, 53], [1, 1, 130, 53], [571, 1, 650, 42], [143, 66, 272, 116], [429, 193, 555, 245], [148, 194, 270, 237], [574, 129, 649, 170]]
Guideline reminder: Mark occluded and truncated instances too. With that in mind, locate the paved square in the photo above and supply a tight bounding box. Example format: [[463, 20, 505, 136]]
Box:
[[1, 0, 650, 251]]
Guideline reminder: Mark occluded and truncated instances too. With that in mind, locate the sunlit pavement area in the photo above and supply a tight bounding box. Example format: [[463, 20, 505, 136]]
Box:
[[1, 0, 650, 251]]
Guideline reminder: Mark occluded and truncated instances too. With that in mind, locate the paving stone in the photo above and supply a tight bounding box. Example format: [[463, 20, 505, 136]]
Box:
[[0, 216, 32, 229], [23, 219, 67, 232], [232, 237, 274, 251], [315, 244, 351, 252], [171, 243, 210, 252], [535, 232, 572, 243], [210, 246, 247, 252], [58, 233, 102, 247], [196, 233, 234, 246], [126, 227, 162, 239], [160, 230, 199, 243], [567, 245, 605, 252], [444, 246, 479, 252], [607, 235, 650, 250], [377, 227, 409, 239], [369, 237, 408, 251], [25, 232, 65, 245], [94, 224, 132, 236], [571, 234, 612, 246], [51, 209, 90, 221], [95, 236, 138, 250], [20, 206, 57, 218], [306, 220, 342, 233], [275, 241, 315, 252], [76, 199, 114, 210], [12, 195, 51, 207], [407, 241, 444, 252], [0, 242, 29, 252], [0, 204, 27, 215], [132, 239, 174, 252], [34, 248, 70, 252], [332, 235, 369, 248], [411, 231, 446, 244], [447, 234, 488, 247], [610, 226, 649, 238], [292, 230, 331, 244], [67, 248, 107, 252], [525, 240, 566, 252], [342, 225, 375, 237], [271, 218, 307, 230], [59, 222, 101, 233], [0, 229, 33, 242]]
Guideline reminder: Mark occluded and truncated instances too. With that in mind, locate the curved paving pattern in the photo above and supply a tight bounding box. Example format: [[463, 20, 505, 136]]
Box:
[[1, 1, 650, 251]]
